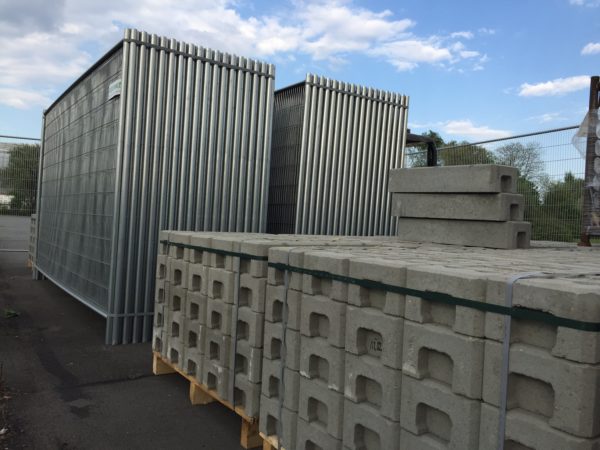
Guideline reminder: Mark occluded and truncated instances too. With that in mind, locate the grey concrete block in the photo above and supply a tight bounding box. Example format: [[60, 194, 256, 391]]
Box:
[[396, 218, 531, 249], [261, 358, 301, 411], [233, 373, 261, 417], [158, 231, 169, 255], [296, 417, 343, 450], [342, 399, 400, 450], [388, 164, 519, 194], [152, 328, 165, 356], [479, 403, 600, 450], [264, 322, 301, 370], [169, 285, 187, 314], [405, 266, 487, 337], [187, 263, 208, 296], [208, 267, 235, 303], [300, 294, 346, 348], [203, 359, 230, 402], [265, 284, 302, 330], [184, 319, 206, 354], [235, 340, 262, 383], [345, 306, 403, 370], [154, 279, 169, 305], [204, 328, 232, 368], [167, 338, 185, 369], [188, 234, 213, 265], [483, 340, 600, 437], [154, 303, 166, 329], [239, 273, 267, 313], [392, 192, 524, 221], [233, 307, 265, 348], [169, 258, 189, 288], [302, 275, 348, 303], [186, 291, 207, 325], [240, 257, 269, 278], [344, 353, 401, 421], [206, 297, 233, 336], [168, 307, 184, 342], [184, 347, 203, 384], [259, 395, 298, 449], [156, 254, 168, 280], [298, 376, 345, 439], [400, 376, 481, 450], [402, 321, 484, 399], [299, 336, 345, 393]]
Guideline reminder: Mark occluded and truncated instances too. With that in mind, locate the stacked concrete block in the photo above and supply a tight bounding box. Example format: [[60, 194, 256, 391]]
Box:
[[389, 164, 532, 249]]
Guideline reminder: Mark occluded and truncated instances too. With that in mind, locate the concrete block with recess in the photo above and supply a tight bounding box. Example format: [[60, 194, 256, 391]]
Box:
[[203, 359, 230, 401], [186, 291, 207, 325], [204, 328, 232, 368], [344, 353, 402, 421], [405, 266, 487, 337], [167, 231, 190, 259], [154, 303, 166, 330], [156, 254, 168, 280], [233, 373, 261, 417], [169, 258, 189, 289], [299, 336, 345, 393], [300, 294, 346, 348], [155, 279, 169, 304], [347, 258, 407, 317], [206, 297, 232, 336], [152, 328, 166, 356], [208, 267, 235, 303], [392, 192, 524, 222], [298, 376, 345, 439], [400, 376, 481, 450], [184, 347, 204, 384], [188, 234, 214, 265], [265, 284, 302, 330], [479, 403, 600, 450], [168, 285, 187, 315], [233, 307, 265, 348], [485, 275, 600, 364], [302, 274, 348, 303], [208, 236, 238, 270], [259, 395, 298, 449], [261, 358, 301, 411], [187, 263, 208, 296], [296, 417, 343, 450], [263, 322, 301, 370], [158, 230, 170, 255], [345, 306, 403, 370], [168, 309, 184, 342], [388, 164, 519, 194], [342, 399, 400, 450], [396, 218, 531, 249], [402, 321, 484, 399], [239, 273, 267, 313], [184, 319, 206, 354], [235, 340, 263, 383], [483, 340, 600, 437], [167, 338, 185, 369]]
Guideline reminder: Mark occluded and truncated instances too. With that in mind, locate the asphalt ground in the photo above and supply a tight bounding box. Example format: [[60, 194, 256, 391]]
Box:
[[0, 251, 243, 450]]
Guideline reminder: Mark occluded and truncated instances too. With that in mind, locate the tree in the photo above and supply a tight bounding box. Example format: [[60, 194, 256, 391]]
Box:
[[495, 142, 544, 183], [0, 144, 39, 215], [439, 144, 496, 166]]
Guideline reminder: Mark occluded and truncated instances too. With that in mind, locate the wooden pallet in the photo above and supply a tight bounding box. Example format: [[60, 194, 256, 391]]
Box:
[[259, 432, 286, 450], [152, 352, 262, 449]]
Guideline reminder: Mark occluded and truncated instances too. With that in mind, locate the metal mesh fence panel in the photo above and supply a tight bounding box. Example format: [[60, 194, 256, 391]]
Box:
[[404, 126, 582, 242]]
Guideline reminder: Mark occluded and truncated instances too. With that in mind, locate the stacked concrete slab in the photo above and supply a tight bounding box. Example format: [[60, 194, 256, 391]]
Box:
[[389, 165, 532, 249]]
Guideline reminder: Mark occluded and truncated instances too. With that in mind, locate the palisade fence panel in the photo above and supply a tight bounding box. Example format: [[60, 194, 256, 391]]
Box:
[[267, 75, 409, 235], [37, 29, 274, 344]]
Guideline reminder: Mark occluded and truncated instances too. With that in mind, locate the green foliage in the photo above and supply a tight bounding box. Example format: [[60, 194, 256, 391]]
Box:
[[0, 144, 39, 215], [495, 142, 545, 182]]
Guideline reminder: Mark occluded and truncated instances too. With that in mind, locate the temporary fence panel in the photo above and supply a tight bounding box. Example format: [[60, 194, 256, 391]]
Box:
[[36, 29, 274, 344], [267, 75, 409, 235]]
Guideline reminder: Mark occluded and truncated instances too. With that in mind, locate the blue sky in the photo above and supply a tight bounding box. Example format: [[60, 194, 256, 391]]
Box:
[[0, 0, 598, 142]]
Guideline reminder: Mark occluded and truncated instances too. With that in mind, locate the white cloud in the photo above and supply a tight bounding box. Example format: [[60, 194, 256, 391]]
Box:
[[442, 120, 511, 140], [518, 75, 590, 96], [569, 0, 600, 6], [478, 27, 496, 35], [0, 0, 487, 110], [0, 88, 51, 109], [582, 42, 600, 55], [527, 112, 566, 124]]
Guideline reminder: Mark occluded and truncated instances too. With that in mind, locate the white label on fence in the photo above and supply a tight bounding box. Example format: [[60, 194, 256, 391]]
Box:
[[108, 79, 122, 100]]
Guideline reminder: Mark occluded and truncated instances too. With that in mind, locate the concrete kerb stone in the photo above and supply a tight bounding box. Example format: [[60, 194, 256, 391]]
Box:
[[204, 328, 232, 368], [169, 258, 189, 289], [155, 279, 169, 304], [265, 284, 302, 330], [188, 233, 215, 265], [233, 373, 261, 417], [167, 231, 190, 260], [184, 318, 206, 355], [298, 376, 345, 439], [300, 294, 346, 348], [388, 164, 519, 194], [264, 321, 301, 371], [208, 267, 235, 304], [342, 399, 400, 450], [261, 357, 301, 411], [235, 339, 263, 383], [186, 291, 207, 325], [345, 305, 403, 370], [158, 230, 170, 255], [203, 359, 231, 401], [184, 347, 204, 384], [479, 403, 600, 450], [187, 263, 208, 296], [239, 273, 267, 313], [483, 340, 600, 438], [402, 320, 484, 399], [400, 376, 481, 450], [156, 254, 168, 280], [296, 417, 343, 450], [233, 307, 265, 349], [206, 297, 233, 336], [299, 336, 345, 393], [344, 353, 402, 421], [259, 394, 298, 449]]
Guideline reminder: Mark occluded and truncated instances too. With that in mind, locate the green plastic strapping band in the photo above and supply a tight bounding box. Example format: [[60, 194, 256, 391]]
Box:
[[159, 240, 268, 261]]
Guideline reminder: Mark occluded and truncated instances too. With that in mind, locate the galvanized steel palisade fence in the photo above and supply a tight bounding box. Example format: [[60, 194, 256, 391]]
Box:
[[0, 135, 40, 251], [267, 75, 409, 235], [36, 28, 274, 344], [404, 125, 583, 242]]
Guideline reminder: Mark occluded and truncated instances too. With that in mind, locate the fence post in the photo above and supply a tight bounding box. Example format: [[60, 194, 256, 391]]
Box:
[[579, 76, 600, 246]]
